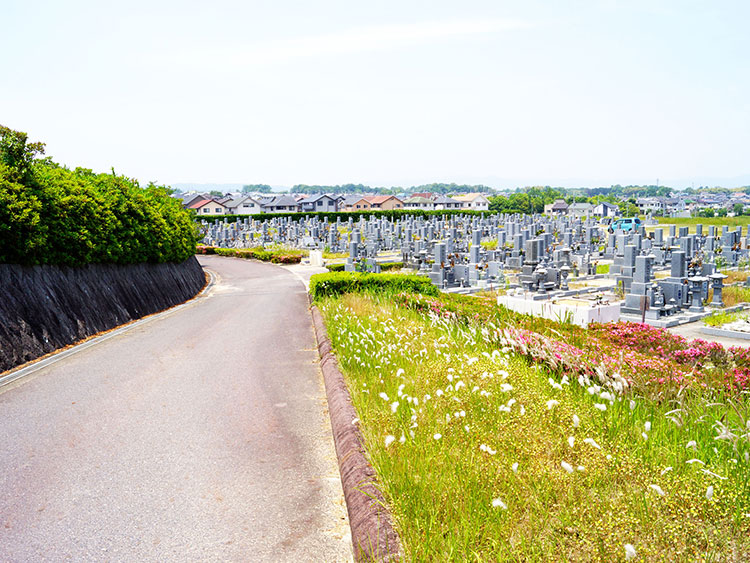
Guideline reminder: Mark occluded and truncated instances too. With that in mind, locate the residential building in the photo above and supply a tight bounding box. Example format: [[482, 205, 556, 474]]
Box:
[[258, 195, 300, 213], [432, 195, 463, 210], [567, 202, 594, 219], [403, 196, 435, 210], [297, 194, 339, 213], [364, 195, 404, 210], [593, 202, 620, 217], [544, 199, 569, 215], [188, 198, 230, 216], [453, 193, 490, 211], [340, 196, 372, 212], [225, 195, 262, 215]]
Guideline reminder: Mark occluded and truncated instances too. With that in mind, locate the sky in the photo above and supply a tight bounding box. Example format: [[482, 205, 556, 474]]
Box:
[[2, 0, 749, 190]]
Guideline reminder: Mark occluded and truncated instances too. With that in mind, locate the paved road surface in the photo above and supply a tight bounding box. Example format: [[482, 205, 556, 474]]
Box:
[[0, 255, 351, 562]]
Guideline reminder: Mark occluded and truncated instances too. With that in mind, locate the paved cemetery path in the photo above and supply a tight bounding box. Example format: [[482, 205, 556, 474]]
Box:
[[0, 255, 352, 562]]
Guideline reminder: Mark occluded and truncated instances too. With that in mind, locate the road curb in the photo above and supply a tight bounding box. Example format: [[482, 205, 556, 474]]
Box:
[[310, 304, 401, 562]]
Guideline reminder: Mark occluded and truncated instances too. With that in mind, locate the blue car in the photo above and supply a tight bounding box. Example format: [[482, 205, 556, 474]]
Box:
[[610, 217, 641, 233]]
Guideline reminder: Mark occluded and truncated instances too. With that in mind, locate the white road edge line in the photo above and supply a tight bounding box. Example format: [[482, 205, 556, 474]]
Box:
[[0, 268, 216, 391]]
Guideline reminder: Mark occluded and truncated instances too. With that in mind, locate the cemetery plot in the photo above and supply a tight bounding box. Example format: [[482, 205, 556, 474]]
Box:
[[319, 290, 750, 560], [200, 212, 750, 327]]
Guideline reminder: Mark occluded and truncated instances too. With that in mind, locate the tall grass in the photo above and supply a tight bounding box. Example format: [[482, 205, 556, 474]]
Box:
[[321, 293, 750, 560]]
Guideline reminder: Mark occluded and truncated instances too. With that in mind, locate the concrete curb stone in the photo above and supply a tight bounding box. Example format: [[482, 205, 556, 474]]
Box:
[[310, 304, 401, 562]]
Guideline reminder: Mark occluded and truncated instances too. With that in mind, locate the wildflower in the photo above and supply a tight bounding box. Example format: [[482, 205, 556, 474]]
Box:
[[385, 435, 395, 447], [577, 465, 585, 472], [391, 401, 399, 413], [492, 498, 507, 509], [700, 469, 727, 480], [644, 421, 651, 432], [641, 433, 648, 441], [379, 392, 389, 401], [399, 434, 406, 444], [433, 433, 442, 440], [546, 400, 559, 410], [686, 440, 697, 449], [660, 467, 673, 475], [568, 436, 575, 448], [583, 438, 601, 450], [561, 461, 574, 473], [500, 383, 513, 392], [464, 425, 470, 432], [629, 400, 636, 410], [549, 378, 563, 391], [520, 405, 526, 415], [649, 484, 665, 497], [706, 486, 714, 500], [512, 462, 519, 473], [572, 414, 580, 428], [624, 543, 637, 560], [686, 459, 705, 465], [594, 403, 607, 412], [436, 390, 444, 397], [396, 368, 405, 378]]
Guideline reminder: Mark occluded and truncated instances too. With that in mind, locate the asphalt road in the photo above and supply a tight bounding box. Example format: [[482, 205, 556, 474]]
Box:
[[0, 255, 351, 562]]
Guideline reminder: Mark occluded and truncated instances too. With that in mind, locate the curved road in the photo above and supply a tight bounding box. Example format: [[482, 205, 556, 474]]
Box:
[[0, 256, 351, 562]]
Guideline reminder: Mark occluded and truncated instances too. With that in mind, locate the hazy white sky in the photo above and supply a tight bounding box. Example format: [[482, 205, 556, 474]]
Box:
[[3, 0, 749, 189]]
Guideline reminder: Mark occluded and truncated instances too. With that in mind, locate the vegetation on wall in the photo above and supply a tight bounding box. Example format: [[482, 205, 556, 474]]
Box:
[[0, 126, 197, 266]]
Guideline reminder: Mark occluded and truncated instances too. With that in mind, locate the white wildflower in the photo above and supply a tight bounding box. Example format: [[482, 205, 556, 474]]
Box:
[[644, 421, 651, 432], [660, 467, 673, 475], [500, 383, 513, 392], [568, 436, 575, 448], [385, 435, 395, 447], [399, 434, 406, 444], [624, 543, 637, 560], [512, 462, 519, 473], [379, 392, 389, 401], [390, 401, 399, 413], [572, 414, 580, 428], [686, 459, 705, 465], [706, 486, 714, 500], [546, 399, 559, 410], [492, 498, 507, 509], [433, 433, 442, 440], [649, 484, 665, 497], [594, 403, 607, 412], [629, 400, 636, 410], [561, 461, 574, 473], [686, 440, 697, 449], [583, 438, 601, 450]]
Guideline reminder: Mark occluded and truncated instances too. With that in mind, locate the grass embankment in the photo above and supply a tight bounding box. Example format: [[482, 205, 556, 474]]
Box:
[[319, 290, 750, 560], [654, 217, 750, 233]]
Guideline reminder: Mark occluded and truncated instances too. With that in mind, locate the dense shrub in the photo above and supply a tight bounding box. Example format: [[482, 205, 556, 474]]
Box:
[[0, 126, 197, 266], [197, 245, 303, 264], [326, 261, 403, 272], [309, 272, 438, 301]]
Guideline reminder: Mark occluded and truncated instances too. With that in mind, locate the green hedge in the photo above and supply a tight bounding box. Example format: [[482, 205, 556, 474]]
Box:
[[197, 208, 486, 225], [326, 261, 403, 272], [197, 245, 303, 264], [0, 126, 197, 266], [309, 272, 439, 301]]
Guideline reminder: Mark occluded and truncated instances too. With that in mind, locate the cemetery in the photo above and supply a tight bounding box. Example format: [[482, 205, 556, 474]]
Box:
[[198, 212, 750, 329]]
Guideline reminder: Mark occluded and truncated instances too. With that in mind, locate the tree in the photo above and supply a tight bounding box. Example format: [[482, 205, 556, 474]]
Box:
[[243, 184, 272, 194], [0, 125, 47, 183], [733, 203, 745, 216]]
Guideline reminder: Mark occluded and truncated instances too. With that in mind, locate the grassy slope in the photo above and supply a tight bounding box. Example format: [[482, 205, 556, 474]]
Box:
[[654, 216, 750, 233], [321, 294, 750, 561]]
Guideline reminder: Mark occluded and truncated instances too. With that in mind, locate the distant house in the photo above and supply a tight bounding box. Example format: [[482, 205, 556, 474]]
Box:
[[340, 196, 372, 212], [432, 195, 463, 210], [365, 195, 404, 210], [258, 195, 300, 213], [544, 199, 569, 215], [298, 194, 338, 213], [188, 198, 230, 216], [225, 195, 262, 215], [568, 202, 594, 219], [403, 196, 434, 210], [453, 193, 490, 211], [593, 202, 619, 217], [411, 192, 435, 200]]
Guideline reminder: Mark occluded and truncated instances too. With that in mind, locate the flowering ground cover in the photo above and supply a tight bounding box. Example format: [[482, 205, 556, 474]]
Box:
[[320, 291, 750, 560]]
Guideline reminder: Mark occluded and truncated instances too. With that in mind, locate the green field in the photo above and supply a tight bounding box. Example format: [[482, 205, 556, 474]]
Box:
[[653, 216, 750, 233]]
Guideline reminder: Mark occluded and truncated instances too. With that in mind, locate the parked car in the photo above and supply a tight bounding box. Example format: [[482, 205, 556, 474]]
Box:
[[609, 217, 641, 233]]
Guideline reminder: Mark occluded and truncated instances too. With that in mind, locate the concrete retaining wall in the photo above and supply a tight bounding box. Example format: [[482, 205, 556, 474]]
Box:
[[0, 257, 206, 372]]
